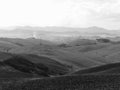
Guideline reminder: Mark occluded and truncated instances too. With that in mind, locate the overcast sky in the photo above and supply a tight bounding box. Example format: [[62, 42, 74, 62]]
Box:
[[0, 0, 120, 29]]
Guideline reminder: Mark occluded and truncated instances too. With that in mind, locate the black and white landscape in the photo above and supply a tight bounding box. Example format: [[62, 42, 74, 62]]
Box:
[[0, 26, 119, 89], [1, 0, 120, 90]]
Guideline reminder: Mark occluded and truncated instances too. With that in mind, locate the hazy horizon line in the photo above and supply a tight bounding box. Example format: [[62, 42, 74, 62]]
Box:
[[0, 25, 118, 31]]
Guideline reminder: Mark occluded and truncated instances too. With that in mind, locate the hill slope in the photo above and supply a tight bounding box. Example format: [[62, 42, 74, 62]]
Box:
[[72, 63, 120, 75], [0, 53, 70, 78]]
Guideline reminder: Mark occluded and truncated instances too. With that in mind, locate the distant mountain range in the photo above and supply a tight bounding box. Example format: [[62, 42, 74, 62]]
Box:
[[0, 26, 120, 43]]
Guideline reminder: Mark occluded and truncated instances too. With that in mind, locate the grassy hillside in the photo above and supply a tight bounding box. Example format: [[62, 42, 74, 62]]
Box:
[[3, 55, 70, 76], [51, 49, 103, 69], [0, 52, 70, 78], [0, 38, 120, 73], [0, 37, 120, 90], [72, 62, 120, 75], [0, 38, 104, 70], [2, 75, 120, 90], [0, 62, 33, 78], [67, 39, 97, 46]]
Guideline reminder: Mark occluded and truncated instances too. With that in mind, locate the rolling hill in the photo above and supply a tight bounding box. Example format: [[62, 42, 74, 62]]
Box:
[[0, 38, 104, 70], [0, 26, 120, 42], [0, 52, 71, 78], [0, 34, 120, 89], [0, 37, 120, 76], [72, 62, 120, 75], [2, 75, 120, 90]]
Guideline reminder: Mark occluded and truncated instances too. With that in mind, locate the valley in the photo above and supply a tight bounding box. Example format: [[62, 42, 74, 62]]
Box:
[[0, 27, 120, 89]]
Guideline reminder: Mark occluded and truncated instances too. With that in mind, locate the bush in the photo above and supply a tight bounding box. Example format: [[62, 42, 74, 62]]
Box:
[[96, 38, 111, 43], [58, 43, 68, 48]]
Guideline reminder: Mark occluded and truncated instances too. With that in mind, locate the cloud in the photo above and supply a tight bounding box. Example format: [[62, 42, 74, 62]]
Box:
[[79, 0, 120, 19], [58, 0, 120, 29], [0, 0, 120, 29]]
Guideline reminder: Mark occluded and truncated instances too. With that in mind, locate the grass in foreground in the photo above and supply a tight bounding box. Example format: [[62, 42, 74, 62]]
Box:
[[1, 75, 120, 90]]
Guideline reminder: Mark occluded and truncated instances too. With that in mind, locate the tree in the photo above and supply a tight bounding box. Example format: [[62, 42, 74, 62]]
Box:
[[58, 43, 68, 47], [96, 38, 110, 43]]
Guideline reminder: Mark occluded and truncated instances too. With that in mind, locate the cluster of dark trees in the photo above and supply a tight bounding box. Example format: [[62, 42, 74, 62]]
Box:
[[96, 38, 111, 43]]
